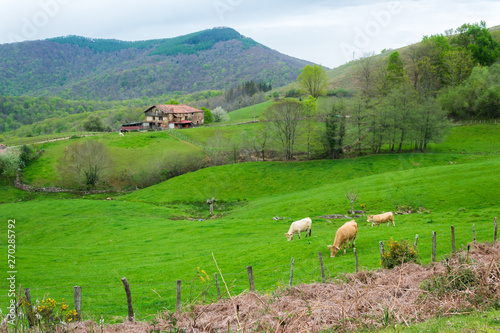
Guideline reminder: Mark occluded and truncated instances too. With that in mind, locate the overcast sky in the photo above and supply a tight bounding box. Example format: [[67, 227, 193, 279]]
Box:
[[1, 0, 499, 68]]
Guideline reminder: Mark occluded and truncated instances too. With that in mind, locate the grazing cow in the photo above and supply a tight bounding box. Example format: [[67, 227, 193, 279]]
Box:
[[119, 132, 124, 137], [367, 212, 395, 228], [284, 217, 312, 241], [327, 220, 358, 257]]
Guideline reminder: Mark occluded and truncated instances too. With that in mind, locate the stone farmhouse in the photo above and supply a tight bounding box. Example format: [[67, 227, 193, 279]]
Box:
[[143, 104, 205, 130]]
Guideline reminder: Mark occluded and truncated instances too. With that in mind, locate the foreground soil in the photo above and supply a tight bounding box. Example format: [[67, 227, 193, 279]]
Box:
[[48, 243, 500, 332]]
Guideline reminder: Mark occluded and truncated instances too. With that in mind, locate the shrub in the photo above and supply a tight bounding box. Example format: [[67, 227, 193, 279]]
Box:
[[0, 151, 20, 178], [20, 297, 78, 331], [19, 144, 37, 167], [420, 263, 478, 298], [381, 238, 418, 269]]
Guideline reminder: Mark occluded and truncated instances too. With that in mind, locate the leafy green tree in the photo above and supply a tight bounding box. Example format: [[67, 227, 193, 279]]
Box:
[[387, 51, 405, 87], [414, 97, 450, 152], [386, 84, 418, 152], [349, 94, 369, 154], [202, 107, 214, 124], [324, 101, 347, 159], [83, 114, 111, 132], [443, 48, 474, 87], [452, 21, 500, 66], [438, 64, 500, 119], [264, 99, 304, 161], [297, 64, 329, 98]]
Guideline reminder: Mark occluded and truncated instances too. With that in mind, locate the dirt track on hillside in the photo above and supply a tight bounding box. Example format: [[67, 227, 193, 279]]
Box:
[[58, 242, 500, 333]]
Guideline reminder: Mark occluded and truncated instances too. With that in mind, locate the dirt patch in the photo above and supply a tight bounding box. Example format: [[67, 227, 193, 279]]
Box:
[[48, 243, 500, 332]]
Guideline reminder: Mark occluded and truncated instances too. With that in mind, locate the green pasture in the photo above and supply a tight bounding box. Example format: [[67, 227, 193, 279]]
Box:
[[226, 100, 271, 123], [22, 131, 201, 187], [0, 124, 499, 323], [377, 308, 500, 332], [175, 122, 260, 145]]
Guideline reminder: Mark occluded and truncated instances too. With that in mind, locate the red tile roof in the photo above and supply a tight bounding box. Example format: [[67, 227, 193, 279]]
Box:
[[144, 104, 203, 114]]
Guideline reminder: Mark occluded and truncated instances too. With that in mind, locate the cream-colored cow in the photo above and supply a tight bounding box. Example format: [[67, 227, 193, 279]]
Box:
[[327, 220, 358, 257], [284, 217, 312, 241], [367, 212, 395, 227]]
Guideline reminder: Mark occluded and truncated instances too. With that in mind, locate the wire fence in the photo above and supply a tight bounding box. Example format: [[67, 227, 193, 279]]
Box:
[[2, 218, 497, 323], [453, 118, 499, 126]]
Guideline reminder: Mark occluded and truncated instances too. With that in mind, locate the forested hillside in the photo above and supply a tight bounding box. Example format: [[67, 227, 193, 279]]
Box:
[[0, 27, 311, 100]]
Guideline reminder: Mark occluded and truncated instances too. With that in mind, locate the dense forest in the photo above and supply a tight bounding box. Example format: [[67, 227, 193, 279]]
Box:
[[0, 27, 311, 100]]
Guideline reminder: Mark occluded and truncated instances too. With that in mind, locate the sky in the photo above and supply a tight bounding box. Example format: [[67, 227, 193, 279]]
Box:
[[1, 0, 499, 69]]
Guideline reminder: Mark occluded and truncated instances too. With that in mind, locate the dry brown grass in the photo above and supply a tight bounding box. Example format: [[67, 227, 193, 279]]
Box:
[[30, 242, 500, 333]]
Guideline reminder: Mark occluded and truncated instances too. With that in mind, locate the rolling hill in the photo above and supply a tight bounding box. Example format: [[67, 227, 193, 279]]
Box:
[[0, 124, 499, 323], [0, 27, 313, 100]]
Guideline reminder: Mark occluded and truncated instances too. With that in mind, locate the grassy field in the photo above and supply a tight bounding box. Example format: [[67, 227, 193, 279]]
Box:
[[377, 308, 500, 332], [225, 100, 271, 123], [0, 124, 499, 324], [22, 131, 201, 187]]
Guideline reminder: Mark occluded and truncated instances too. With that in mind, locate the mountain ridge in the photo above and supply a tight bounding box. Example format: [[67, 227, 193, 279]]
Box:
[[0, 27, 314, 100]]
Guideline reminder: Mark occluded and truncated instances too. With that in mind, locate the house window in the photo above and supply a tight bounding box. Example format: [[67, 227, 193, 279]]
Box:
[[185, 116, 188, 120]]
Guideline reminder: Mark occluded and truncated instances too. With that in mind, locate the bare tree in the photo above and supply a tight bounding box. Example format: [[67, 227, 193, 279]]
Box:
[[58, 140, 112, 189], [346, 189, 358, 215], [264, 99, 304, 161]]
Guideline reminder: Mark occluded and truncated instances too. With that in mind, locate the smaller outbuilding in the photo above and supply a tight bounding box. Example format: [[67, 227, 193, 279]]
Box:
[[121, 122, 144, 132]]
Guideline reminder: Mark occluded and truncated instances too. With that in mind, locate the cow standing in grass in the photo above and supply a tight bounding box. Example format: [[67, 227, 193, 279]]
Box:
[[284, 217, 312, 241], [327, 220, 358, 257], [367, 212, 395, 227]]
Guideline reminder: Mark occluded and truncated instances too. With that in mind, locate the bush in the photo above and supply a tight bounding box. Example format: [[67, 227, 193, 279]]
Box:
[[0, 151, 20, 178], [420, 264, 477, 298], [381, 238, 418, 269], [285, 88, 301, 98], [19, 144, 37, 167]]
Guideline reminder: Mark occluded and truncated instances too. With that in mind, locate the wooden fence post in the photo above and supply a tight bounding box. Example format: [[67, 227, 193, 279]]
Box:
[[247, 266, 255, 292], [289, 258, 294, 287], [379, 241, 385, 265], [121, 277, 134, 322], [451, 226, 455, 254], [354, 248, 358, 273], [176, 280, 182, 312], [74, 286, 82, 321], [214, 273, 221, 298], [432, 232, 437, 262], [473, 223, 476, 243], [318, 252, 325, 283], [414, 234, 418, 250], [494, 217, 498, 245], [24, 288, 34, 328]]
